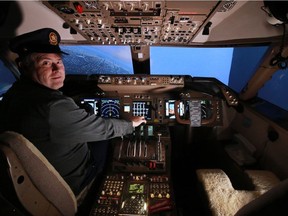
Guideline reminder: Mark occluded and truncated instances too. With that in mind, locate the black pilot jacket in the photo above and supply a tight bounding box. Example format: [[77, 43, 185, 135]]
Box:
[[0, 77, 134, 195]]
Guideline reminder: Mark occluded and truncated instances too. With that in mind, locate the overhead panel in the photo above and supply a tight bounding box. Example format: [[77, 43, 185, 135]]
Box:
[[42, 1, 220, 46]]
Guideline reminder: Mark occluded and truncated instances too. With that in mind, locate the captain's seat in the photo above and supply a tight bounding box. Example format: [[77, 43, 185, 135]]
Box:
[[0, 131, 94, 216]]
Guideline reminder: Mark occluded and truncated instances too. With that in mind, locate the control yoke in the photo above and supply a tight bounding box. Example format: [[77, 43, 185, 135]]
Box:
[[174, 100, 217, 126]]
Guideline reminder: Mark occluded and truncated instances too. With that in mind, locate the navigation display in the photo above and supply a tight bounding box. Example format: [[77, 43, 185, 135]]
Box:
[[101, 99, 120, 118], [132, 101, 152, 120], [80, 98, 120, 118]]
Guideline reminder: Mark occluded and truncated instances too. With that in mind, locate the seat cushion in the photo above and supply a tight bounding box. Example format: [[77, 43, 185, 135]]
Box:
[[196, 169, 280, 216], [235, 178, 288, 216]]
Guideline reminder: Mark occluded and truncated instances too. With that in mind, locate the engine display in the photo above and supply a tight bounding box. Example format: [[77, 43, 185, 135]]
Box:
[[132, 101, 152, 120]]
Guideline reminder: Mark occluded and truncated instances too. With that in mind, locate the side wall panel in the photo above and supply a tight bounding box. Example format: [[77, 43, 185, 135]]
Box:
[[231, 105, 288, 179]]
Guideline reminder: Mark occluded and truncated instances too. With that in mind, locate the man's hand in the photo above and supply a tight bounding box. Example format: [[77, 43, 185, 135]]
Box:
[[131, 116, 147, 127]]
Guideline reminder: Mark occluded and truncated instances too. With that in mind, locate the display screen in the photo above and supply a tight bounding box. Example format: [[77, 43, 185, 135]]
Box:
[[123, 104, 131, 113], [80, 98, 120, 118], [81, 98, 100, 115], [178, 101, 189, 118], [132, 101, 152, 120], [139, 125, 154, 136], [128, 183, 145, 194], [165, 99, 176, 119], [180, 100, 214, 120], [165, 100, 188, 119], [101, 99, 120, 118], [167, 99, 213, 120]]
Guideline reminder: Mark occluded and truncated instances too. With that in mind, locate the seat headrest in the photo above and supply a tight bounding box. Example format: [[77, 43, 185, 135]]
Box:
[[0, 131, 77, 216]]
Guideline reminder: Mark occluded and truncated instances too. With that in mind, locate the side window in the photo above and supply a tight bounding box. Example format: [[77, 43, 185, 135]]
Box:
[[229, 46, 288, 112], [0, 59, 16, 98], [258, 68, 288, 111], [228, 46, 269, 93]]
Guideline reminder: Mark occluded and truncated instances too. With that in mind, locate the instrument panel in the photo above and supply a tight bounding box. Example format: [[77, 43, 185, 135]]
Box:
[[90, 173, 175, 216], [80, 94, 222, 126], [42, 1, 221, 46], [74, 74, 227, 216], [77, 75, 223, 127]]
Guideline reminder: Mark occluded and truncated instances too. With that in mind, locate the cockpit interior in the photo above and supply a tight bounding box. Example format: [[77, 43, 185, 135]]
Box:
[[1, 1, 288, 216]]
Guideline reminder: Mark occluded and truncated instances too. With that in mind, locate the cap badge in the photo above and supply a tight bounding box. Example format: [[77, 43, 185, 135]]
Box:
[[49, 32, 58, 46]]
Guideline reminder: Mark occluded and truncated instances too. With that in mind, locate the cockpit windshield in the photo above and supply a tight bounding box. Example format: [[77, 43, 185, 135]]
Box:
[[61, 45, 233, 85], [61, 45, 134, 75], [2, 44, 288, 113]]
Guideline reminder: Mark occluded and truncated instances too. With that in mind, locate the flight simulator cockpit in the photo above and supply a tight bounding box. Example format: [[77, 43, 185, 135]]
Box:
[[61, 73, 234, 216]]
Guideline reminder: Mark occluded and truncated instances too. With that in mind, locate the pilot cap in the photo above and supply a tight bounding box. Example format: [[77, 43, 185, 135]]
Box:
[[9, 28, 67, 57]]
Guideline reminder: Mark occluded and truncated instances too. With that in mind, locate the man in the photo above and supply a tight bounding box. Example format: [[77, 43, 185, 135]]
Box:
[[0, 28, 146, 195]]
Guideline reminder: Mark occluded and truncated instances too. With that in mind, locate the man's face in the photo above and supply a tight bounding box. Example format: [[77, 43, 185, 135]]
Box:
[[31, 53, 65, 90]]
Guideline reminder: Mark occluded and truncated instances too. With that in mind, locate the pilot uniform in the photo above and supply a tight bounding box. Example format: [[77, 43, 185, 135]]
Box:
[[0, 28, 134, 195]]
